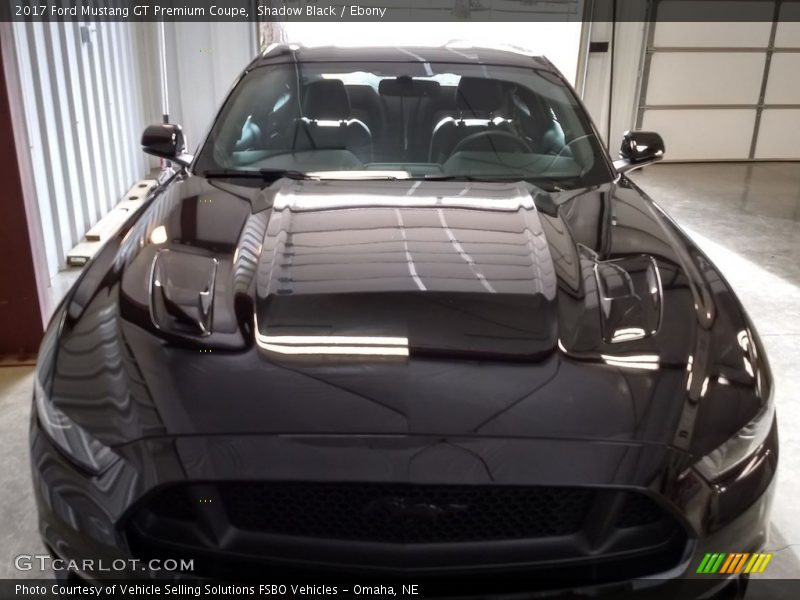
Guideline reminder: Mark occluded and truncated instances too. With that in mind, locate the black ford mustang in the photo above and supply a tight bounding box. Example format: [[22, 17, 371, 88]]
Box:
[[32, 46, 776, 598]]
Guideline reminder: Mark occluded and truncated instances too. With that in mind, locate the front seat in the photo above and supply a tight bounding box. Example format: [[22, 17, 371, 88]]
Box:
[[429, 77, 514, 163], [293, 80, 372, 163]]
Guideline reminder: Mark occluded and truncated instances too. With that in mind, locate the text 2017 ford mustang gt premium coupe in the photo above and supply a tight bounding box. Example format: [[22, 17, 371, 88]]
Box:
[[32, 46, 776, 598]]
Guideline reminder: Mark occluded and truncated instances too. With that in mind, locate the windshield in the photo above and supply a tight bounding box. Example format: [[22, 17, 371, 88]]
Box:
[[193, 61, 613, 189]]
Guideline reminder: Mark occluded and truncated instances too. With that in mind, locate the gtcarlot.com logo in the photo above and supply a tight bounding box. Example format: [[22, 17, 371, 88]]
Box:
[[15, 554, 194, 573], [696, 552, 773, 575]]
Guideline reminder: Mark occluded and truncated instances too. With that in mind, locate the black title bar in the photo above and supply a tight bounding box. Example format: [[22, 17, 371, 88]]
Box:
[[2, 0, 800, 23]]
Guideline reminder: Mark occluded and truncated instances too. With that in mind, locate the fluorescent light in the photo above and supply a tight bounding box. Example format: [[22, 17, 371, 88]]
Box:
[[255, 322, 409, 357], [259, 343, 409, 357], [737, 330, 750, 351], [601, 353, 660, 371], [262, 334, 408, 346], [610, 327, 646, 342], [271, 190, 534, 211]]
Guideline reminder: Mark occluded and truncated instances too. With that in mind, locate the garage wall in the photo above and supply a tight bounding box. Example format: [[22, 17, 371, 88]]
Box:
[[162, 22, 257, 154], [11, 21, 155, 277], [579, 19, 648, 150], [636, 1, 800, 160]]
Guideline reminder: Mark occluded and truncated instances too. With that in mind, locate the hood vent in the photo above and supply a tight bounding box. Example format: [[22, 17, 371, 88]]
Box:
[[594, 255, 662, 344], [151, 250, 218, 336]]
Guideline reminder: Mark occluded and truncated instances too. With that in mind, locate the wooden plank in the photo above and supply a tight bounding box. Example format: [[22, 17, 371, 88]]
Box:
[[65, 240, 102, 266], [66, 178, 158, 262]]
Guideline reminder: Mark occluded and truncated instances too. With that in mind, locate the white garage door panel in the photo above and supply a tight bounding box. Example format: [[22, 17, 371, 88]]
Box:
[[646, 53, 766, 106], [652, 21, 771, 48], [764, 54, 800, 104], [755, 110, 800, 159], [775, 4, 800, 46], [641, 110, 756, 160], [637, 9, 800, 160]]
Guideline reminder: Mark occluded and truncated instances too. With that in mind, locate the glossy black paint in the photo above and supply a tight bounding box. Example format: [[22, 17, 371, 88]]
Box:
[[31, 47, 776, 597]]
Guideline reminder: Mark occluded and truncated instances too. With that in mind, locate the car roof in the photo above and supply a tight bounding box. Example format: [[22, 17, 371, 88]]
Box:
[[251, 44, 556, 72]]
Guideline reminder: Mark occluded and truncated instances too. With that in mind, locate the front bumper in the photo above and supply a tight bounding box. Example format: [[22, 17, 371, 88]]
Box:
[[30, 418, 777, 598]]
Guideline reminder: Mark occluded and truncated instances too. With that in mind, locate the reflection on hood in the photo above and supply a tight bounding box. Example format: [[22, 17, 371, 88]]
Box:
[[253, 181, 558, 359]]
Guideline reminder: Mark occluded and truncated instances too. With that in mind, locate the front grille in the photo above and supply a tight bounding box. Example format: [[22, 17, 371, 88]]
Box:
[[147, 482, 667, 544], [220, 482, 595, 543], [618, 491, 666, 528], [126, 482, 688, 586]]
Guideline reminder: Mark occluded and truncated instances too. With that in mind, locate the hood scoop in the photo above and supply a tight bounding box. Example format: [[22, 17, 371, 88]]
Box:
[[594, 255, 662, 344], [151, 249, 218, 336]]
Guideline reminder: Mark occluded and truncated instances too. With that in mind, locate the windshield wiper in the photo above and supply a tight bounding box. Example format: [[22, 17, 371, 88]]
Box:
[[419, 174, 489, 182], [202, 168, 313, 183]]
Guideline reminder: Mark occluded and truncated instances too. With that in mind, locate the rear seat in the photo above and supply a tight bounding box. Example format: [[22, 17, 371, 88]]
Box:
[[340, 78, 455, 163], [292, 80, 373, 163], [429, 77, 514, 163], [347, 84, 385, 150]]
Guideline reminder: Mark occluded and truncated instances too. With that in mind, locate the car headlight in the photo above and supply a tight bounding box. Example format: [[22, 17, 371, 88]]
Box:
[[34, 377, 119, 475], [695, 328, 774, 481], [694, 400, 775, 481]]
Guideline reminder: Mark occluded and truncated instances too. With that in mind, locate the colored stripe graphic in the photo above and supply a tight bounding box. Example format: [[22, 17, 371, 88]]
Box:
[[697, 553, 727, 573], [699, 553, 774, 574], [733, 553, 750, 573], [751, 553, 774, 573], [720, 554, 736, 574], [744, 554, 760, 573], [723, 553, 750, 574], [710, 553, 726, 573], [696, 553, 713, 573]]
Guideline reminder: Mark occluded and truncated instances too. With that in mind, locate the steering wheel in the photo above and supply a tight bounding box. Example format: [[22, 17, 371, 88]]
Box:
[[449, 130, 533, 158]]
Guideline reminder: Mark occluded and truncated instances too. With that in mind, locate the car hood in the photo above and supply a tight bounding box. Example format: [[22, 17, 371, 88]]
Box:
[[252, 181, 558, 361], [50, 176, 765, 458]]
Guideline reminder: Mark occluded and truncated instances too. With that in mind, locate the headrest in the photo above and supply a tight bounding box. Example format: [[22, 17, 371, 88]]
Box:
[[303, 80, 351, 120], [456, 77, 504, 113]]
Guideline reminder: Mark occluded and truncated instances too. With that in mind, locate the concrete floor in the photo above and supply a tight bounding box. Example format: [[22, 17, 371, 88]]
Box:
[[0, 366, 50, 578], [0, 162, 798, 585]]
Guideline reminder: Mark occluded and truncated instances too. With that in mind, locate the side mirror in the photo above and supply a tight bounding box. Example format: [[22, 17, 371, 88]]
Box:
[[613, 131, 664, 174], [141, 123, 193, 167]]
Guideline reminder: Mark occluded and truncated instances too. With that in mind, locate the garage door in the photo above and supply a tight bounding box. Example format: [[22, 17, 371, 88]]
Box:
[[11, 21, 150, 277], [635, 1, 800, 160]]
